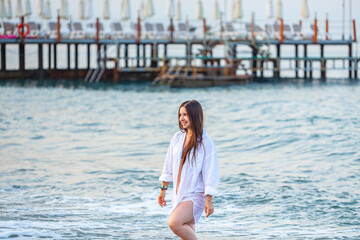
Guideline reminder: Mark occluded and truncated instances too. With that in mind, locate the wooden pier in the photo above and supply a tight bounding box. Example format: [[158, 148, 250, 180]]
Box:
[[0, 17, 359, 85], [0, 38, 358, 83]]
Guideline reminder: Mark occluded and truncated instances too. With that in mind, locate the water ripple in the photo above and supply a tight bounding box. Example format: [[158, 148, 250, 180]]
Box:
[[0, 82, 359, 239]]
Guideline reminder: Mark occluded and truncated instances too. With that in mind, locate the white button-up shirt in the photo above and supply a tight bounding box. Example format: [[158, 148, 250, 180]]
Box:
[[159, 129, 219, 222]]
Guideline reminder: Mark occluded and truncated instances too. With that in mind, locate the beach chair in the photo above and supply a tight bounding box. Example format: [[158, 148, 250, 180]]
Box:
[[129, 22, 138, 38], [3, 22, 15, 35], [155, 23, 169, 39], [176, 22, 195, 39], [292, 23, 312, 40], [265, 24, 275, 39], [222, 22, 245, 40], [85, 23, 97, 38], [292, 23, 303, 39], [111, 22, 125, 38], [283, 24, 294, 39], [223, 22, 236, 38], [178, 22, 187, 37], [71, 22, 85, 38], [144, 22, 155, 39], [245, 23, 266, 40], [27, 21, 40, 37], [99, 23, 112, 38], [310, 24, 330, 40], [47, 21, 71, 38], [273, 23, 294, 40]]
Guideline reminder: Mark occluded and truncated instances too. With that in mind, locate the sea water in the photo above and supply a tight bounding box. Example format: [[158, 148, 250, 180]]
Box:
[[0, 80, 359, 239]]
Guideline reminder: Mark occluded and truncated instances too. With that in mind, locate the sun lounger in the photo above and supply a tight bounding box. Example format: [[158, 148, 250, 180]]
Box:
[[176, 22, 196, 39], [98, 22, 111, 38], [245, 23, 266, 40], [27, 21, 40, 37], [155, 23, 169, 39], [265, 24, 275, 39], [223, 22, 246, 40], [144, 22, 155, 39], [310, 24, 330, 40], [2, 22, 15, 35], [283, 24, 294, 39], [273, 23, 294, 40], [111, 22, 125, 38], [47, 21, 71, 38], [223, 22, 236, 38], [292, 23, 312, 40]]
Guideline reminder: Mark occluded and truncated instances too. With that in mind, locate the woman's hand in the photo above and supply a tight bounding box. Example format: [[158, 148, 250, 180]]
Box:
[[204, 199, 214, 218], [158, 190, 167, 207]]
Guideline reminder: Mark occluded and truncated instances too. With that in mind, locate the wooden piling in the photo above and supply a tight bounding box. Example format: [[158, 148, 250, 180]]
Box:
[[151, 44, 158, 67], [67, 44, 71, 70], [75, 44, 79, 70], [87, 44, 91, 69], [104, 44, 107, 69], [19, 42, 25, 78], [320, 44, 326, 80], [186, 43, 192, 67], [349, 43, 352, 79], [125, 44, 129, 67], [304, 44, 307, 79], [75, 43, 79, 79], [252, 47, 258, 76], [38, 43, 43, 80], [54, 43, 57, 69], [117, 42, 121, 62], [1, 44, 6, 71], [136, 44, 140, 67], [142, 44, 146, 67], [164, 44, 168, 59], [274, 59, 280, 79], [295, 44, 299, 78], [48, 43, 52, 70]]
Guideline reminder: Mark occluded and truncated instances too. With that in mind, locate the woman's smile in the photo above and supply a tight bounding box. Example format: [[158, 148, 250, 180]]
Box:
[[179, 107, 191, 129]]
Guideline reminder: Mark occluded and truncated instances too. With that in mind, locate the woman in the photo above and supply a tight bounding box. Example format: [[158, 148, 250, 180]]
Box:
[[158, 100, 219, 240]]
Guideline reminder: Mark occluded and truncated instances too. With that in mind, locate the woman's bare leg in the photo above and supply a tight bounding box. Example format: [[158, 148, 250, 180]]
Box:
[[168, 201, 197, 240]]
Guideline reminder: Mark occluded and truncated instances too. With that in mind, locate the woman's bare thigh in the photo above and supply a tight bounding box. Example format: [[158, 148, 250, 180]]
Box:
[[169, 200, 195, 226]]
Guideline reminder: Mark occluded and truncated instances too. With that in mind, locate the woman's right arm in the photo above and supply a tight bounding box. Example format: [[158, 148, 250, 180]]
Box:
[[159, 133, 177, 183], [158, 133, 177, 207], [158, 181, 170, 207]]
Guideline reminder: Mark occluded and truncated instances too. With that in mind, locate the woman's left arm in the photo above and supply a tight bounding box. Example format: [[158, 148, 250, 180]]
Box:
[[201, 143, 220, 217], [205, 195, 214, 218]]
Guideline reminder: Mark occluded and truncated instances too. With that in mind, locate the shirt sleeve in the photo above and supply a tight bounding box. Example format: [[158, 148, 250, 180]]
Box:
[[159, 133, 177, 182], [201, 142, 219, 196]]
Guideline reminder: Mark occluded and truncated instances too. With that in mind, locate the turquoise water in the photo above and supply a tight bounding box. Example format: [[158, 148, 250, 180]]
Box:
[[0, 80, 359, 239]]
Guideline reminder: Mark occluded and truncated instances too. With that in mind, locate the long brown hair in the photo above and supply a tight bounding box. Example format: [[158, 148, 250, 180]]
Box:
[[178, 100, 204, 164]]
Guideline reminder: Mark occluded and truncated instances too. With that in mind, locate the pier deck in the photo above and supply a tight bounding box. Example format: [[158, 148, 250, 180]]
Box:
[[0, 37, 359, 82]]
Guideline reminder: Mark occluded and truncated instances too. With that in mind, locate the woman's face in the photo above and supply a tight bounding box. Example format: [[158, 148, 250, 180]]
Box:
[[179, 106, 191, 130]]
